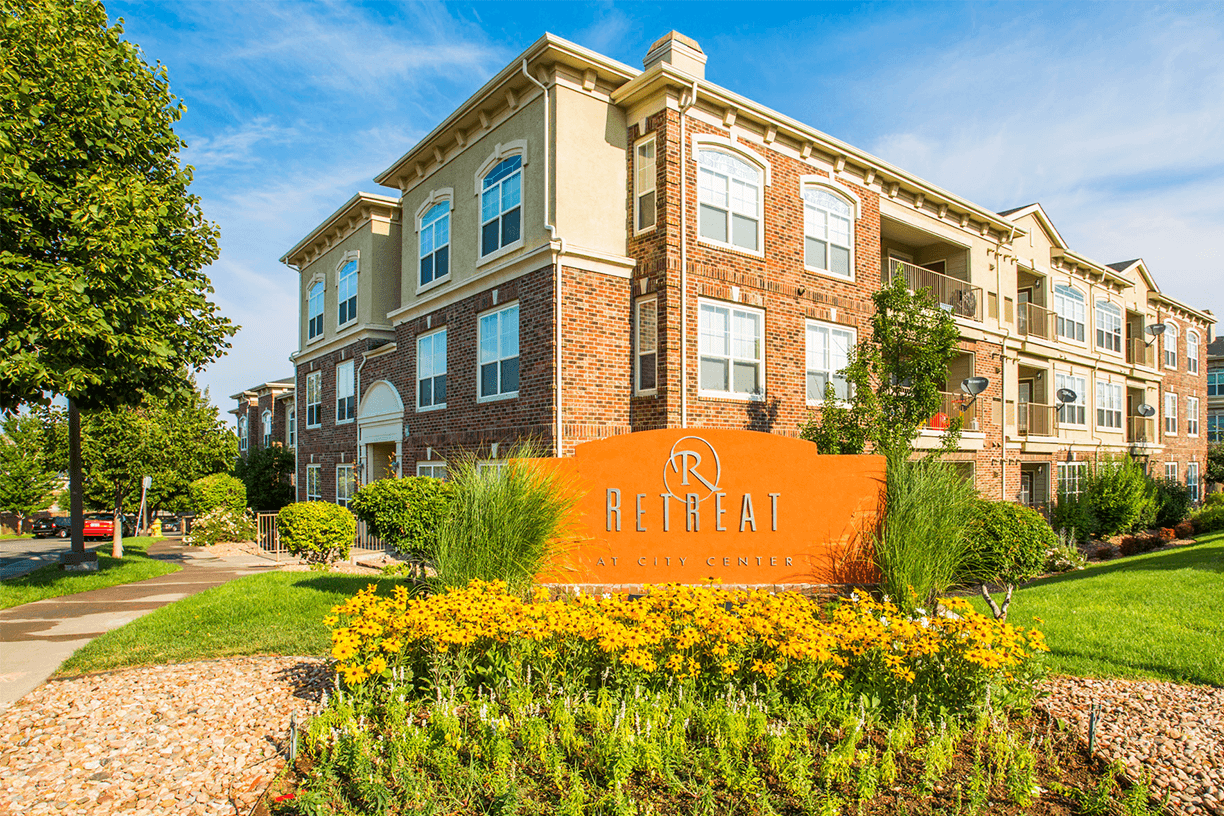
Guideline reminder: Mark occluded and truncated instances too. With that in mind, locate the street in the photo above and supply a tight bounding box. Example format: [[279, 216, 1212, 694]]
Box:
[[0, 537, 103, 580]]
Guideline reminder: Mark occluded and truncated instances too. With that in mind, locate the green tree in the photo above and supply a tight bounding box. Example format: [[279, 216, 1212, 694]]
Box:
[[234, 444, 296, 512], [1208, 442, 1224, 488], [0, 413, 58, 531], [0, 0, 234, 563], [800, 273, 962, 459]]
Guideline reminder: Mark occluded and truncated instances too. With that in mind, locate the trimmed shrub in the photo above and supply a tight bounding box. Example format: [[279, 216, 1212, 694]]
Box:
[[1190, 503, 1224, 534], [1080, 456, 1155, 536], [183, 507, 257, 547], [1151, 477, 1192, 528], [960, 499, 1054, 589], [348, 477, 453, 556], [278, 502, 355, 564], [1050, 491, 1099, 541], [1174, 520, 1195, 539], [189, 473, 246, 515]]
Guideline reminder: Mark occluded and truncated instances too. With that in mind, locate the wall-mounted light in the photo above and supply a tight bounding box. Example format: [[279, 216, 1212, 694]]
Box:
[[1144, 323, 1167, 348]]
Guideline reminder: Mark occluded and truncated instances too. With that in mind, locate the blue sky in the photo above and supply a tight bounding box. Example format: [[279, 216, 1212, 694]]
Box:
[[104, 1, 1224, 412]]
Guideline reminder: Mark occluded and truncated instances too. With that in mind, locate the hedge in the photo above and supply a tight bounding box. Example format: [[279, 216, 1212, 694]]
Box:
[[348, 477, 453, 556], [188, 473, 246, 515], [277, 501, 355, 564]]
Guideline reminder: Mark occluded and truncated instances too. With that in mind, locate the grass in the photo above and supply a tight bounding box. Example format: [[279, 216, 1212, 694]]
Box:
[[0, 537, 179, 611], [57, 572, 413, 676], [968, 530, 1224, 686]]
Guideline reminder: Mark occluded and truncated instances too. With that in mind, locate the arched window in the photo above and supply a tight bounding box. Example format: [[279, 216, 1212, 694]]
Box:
[[481, 156, 522, 257], [803, 187, 853, 279], [1095, 300, 1122, 353], [337, 259, 357, 326], [1164, 321, 1179, 369], [697, 148, 762, 252], [261, 410, 272, 447], [307, 281, 324, 340], [1187, 329, 1200, 374], [419, 201, 450, 288], [1053, 284, 1085, 342], [238, 415, 248, 452]]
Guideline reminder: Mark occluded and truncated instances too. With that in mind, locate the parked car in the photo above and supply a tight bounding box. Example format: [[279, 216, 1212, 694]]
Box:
[[31, 516, 71, 538], [159, 514, 186, 535], [82, 513, 136, 540]]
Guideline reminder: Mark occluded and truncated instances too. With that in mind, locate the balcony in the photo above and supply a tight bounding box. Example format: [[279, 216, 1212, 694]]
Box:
[[923, 392, 980, 431], [1126, 337, 1156, 368], [1008, 401, 1056, 437], [1016, 302, 1056, 341], [1128, 417, 1157, 445], [888, 260, 982, 321]]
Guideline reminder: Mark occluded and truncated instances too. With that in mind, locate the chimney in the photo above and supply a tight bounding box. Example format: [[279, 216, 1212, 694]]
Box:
[[643, 31, 706, 79]]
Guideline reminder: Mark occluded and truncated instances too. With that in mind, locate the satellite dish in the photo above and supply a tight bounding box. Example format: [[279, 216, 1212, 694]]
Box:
[[1136, 403, 1156, 417], [1146, 323, 1167, 337], [960, 377, 989, 396], [1056, 388, 1077, 404]]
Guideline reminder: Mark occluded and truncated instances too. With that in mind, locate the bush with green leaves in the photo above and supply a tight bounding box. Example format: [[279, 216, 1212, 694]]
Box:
[[278, 501, 355, 564], [1151, 477, 1192, 528], [348, 477, 453, 556], [182, 507, 256, 547], [1050, 490, 1098, 541], [1080, 456, 1155, 536], [233, 444, 295, 512], [1190, 502, 1224, 534], [188, 473, 246, 515], [960, 499, 1055, 620]]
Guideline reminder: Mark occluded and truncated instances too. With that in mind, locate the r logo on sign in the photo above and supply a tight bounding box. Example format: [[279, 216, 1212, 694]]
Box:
[[663, 436, 721, 504]]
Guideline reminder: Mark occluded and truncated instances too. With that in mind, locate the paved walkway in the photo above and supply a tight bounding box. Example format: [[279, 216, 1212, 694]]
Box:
[[0, 541, 288, 710]]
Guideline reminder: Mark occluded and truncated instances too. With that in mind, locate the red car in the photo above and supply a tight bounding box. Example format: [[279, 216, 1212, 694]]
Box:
[[82, 513, 136, 539]]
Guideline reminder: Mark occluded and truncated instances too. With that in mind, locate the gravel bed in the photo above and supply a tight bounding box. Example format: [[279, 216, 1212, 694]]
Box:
[[0, 656, 328, 816], [1040, 676, 1224, 815]]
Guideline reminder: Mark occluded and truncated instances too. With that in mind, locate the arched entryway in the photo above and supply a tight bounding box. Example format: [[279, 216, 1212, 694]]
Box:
[[357, 380, 404, 483]]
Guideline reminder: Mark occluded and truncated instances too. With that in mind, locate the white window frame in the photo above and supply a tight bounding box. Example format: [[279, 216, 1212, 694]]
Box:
[[1187, 396, 1199, 437], [477, 302, 520, 402], [286, 403, 295, 448], [1209, 413, 1224, 443], [1187, 330, 1200, 374], [1053, 284, 1086, 344], [1165, 462, 1178, 482], [336, 464, 354, 509], [805, 319, 856, 405], [698, 298, 765, 401], [307, 280, 325, 341], [694, 138, 768, 257], [1056, 373, 1087, 426], [1187, 462, 1200, 502], [801, 180, 858, 281], [634, 295, 658, 395], [1094, 300, 1122, 354], [305, 371, 322, 428], [416, 327, 447, 411], [476, 147, 525, 264], [416, 461, 448, 480], [261, 409, 272, 447], [306, 464, 321, 502], [634, 135, 657, 234], [1165, 392, 1178, 435], [336, 256, 358, 328], [336, 360, 355, 424], [1094, 380, 1123, 431], [1057, 462, 1088, 498], [1163, 321, 1179, 369], [238, 415, 248, 452], [416, 194, 452, 293]]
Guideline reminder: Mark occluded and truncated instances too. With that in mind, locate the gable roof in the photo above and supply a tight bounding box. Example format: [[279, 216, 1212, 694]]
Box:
[[998, 203, 1068, 249]]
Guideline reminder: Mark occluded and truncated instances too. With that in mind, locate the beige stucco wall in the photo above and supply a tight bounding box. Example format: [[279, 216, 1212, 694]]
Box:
[[553, 79, 628, 255]]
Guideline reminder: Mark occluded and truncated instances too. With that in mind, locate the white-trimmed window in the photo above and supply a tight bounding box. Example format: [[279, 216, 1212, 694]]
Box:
[[336, 465, 354, 508], [1165, 462, 1177, 482], [417, 328, 447, 410], [306, 464, 321, 501], [336, 360, 355, 423], [1164, 322, 1179, 369], [635, 136, 657, 232], [1058, 462, 1088, 498], [1210, 414, 1224, 443], [806, 320, 855, 403], [477, 461, 506, 475], [1095, 300, 1122, 353], [1165, 392, 1178, 434], [307, 281, 324, 340], [803, 188, 853, 279], [417, 462, 448, 480], [1188, 462, 1200, 502], [337, 259, 357, 327], [261, 410, 272, 447], [238, 415, 248, 452], [1056, 373, 1087, 426], [478, 303, 519, 400], [697, 148, 761, 252], [305, 371, 322, 428], [1053, 284, 1085, 343], [635, 296, 658, 394], [1095, 380, 1122, 430], [286, 404, 295, 448], [481, 155, 522, 257], [699, 299, 763, 398], [1210, 372, 1224, 398], [1187, 396, 1199, 436], [1187, 330, 1200, 374], [419, 202, 450, 289]]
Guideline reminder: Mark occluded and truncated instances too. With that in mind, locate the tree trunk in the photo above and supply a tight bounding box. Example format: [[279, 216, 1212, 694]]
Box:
[[112, 487, 124, 558], [69, 400, 85, 556], [979, 583, 1014, 622]]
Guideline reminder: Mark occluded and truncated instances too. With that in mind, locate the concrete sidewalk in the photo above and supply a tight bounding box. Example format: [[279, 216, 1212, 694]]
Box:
[[0, 540, 289, 710]]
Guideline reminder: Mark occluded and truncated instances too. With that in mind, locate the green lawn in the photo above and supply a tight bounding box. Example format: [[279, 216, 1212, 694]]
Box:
[[57, 572, 413, 676], [969, 531, 1224, 686], [0, 537, 179, 611]]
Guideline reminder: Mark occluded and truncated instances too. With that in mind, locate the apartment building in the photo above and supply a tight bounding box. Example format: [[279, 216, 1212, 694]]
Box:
[[1208, 336, 1224, 442], [267, 31, 1212, 511], [230, 377, 296, 459]]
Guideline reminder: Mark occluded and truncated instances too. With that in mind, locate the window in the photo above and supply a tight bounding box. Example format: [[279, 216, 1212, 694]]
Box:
[[806, 321, 855, 403], [699, 300, 763, 398], [336, 465, 354, 508], [337, 259, 357, 327], [1058, 462, 1088, 498], [803, 188, 853, 279], [481, 155, 522, 256], [1210, 413, 1224, 443], [1165, 462, 1177, 482], [1056, 373, 1087, 425], [306, 465, 321, 501], [478, 303, 519, 400], [1187, 330, 1200, 374], [417, 462, 448, 480], [1094, 380, 1122, 430], [1187, 396, 1199, 436], [419, 202, 450, 288], [1164, 322, 1179, 368], [1095, 300, 1122, 353], [286, 404, 295, 448], [238, 415, 248, 452], [417, 328, 447, 410], [306, 371, 322, 427], [697, 148, 761, 252], [336, 360, 355, 422], [1188, 462, 1200, 502], [635, 297, 658, 394], [307, 281, 324, 340], [1209, 371, 1224, 397], [261, 410, 272, 447], [635, 136, 656, 232], [1053, 284, 1085, 342], [477, 461, 506, 475], [1165, 392, 1178, 434]]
